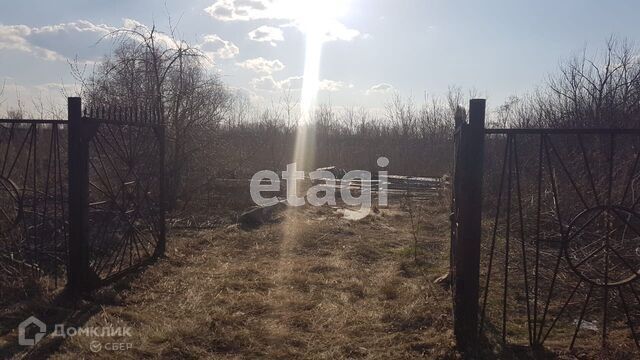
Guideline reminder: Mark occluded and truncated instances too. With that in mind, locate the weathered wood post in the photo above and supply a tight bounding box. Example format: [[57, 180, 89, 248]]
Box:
[[453, 99, 486, 352], [67, 97, 91, 292], [451, 106, 467, 277]]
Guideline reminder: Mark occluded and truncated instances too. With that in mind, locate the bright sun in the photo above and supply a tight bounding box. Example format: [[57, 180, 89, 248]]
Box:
[[292, 0, 351, 121], [288, 0, 351, 173], [295, 0, 350, 34]]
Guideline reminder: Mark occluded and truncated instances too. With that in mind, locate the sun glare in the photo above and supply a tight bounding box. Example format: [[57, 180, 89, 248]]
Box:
[[287, 0, 351, 175], [294, 0, 351, 122], [287, 0, 351, 252], [290, 0, 351, 174]]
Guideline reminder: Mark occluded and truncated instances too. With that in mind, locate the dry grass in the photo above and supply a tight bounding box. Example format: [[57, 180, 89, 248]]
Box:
[[27, 199, 459, 359]]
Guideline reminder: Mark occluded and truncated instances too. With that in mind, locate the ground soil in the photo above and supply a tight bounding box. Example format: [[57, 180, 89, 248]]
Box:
[[6, 199, 460, 359]]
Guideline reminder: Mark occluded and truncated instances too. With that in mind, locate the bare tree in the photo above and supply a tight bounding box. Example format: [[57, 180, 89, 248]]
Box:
[[539, 37, 640, 128], [76, 22, 232, 209]]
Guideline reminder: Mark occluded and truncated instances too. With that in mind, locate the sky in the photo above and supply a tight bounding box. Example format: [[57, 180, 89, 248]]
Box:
[[2, 0, 640, 115]]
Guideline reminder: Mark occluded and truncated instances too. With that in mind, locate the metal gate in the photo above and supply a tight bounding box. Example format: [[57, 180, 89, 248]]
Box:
[[0, 97, 166, 295], [83, 100, 166, 285], [452, 100, 640, 355], [0, 119, 68, 292]]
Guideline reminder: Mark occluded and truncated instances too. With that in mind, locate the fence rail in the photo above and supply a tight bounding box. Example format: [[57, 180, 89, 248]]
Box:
[[486, 128, 640, 135]]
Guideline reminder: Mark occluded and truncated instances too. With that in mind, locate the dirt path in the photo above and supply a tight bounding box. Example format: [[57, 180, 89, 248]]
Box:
[[48, 201, 456, 359]]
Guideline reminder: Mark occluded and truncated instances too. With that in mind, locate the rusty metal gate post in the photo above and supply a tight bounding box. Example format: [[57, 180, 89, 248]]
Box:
[[67, 97, 91, 292], [453, 99, 486, 352]]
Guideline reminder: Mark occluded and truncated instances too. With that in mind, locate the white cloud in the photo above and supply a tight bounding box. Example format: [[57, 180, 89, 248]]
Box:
[[279, 76, 303, 90], [204, 0, 363, 43], [250, 76, 281, 91], [252, 76, 350, 92], [237, 57, 284, 74], [204, 0, 271, 21], [248, 25, 284, 46], [229, 86, 266, 106], [0, 19, 241, 64], [319, 21, 360, 42], [119, 20, 240, 62], [367, 83, 395, 95], [251, 75, 302, 91], [121, 18, 184, 49], [199, 34, 240, 60], [0, 25, 51, 58], [319, 79, 353, 92], [0, 20, 118, 61]]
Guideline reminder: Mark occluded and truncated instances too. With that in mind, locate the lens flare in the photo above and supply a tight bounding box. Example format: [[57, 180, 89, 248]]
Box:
[[297, 0, 350, 121], [293, 0, 351, 170], [282, 0, 351, 270]]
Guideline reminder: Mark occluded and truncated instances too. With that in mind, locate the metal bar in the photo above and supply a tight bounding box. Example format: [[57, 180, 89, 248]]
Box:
[[532, 134, 543, 344], [0, 123, 15, 175], [155, 124, 166, 257], [486, 128, 640, 135], [453, 99, 485, 352], [573, 244, 606, 269], [0, 119, 67, 124], [622, 137, 640, 206], [546, 136, 590, 209], [67, 97, 92, 292], [502, 136, 513, 345], [6, 124, 33, 179], [536, 135, 567, 341], [541, 279, 583, 344], [81, 117, 159, 127], [570, 285, 594, 350], [602, 134, 615, 348], [512, 136, 533, 345], [619, 286, 640, 350], [578, 135, 601, 206], [55, 124, 68, 277], [608, 133, 615, 205], [32, 124, 38, 272], [19, 125, 34, 276], [479, 136, 510, 334]]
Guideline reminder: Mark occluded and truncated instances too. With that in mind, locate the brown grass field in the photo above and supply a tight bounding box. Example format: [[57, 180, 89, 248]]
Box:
[[2, 198, 461, 359]]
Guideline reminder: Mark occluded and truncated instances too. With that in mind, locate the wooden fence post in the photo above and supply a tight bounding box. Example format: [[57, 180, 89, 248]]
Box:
[[67, 97, 91, 292], [453, 99, 486, 352]]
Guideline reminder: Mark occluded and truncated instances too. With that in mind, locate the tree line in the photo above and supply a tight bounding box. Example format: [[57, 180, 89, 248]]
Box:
[[3, 24, 639, 212]]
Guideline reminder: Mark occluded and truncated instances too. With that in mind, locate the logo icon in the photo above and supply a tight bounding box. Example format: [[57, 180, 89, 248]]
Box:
[[90, 341, 102, 353], [18, 316, 46, 346]]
